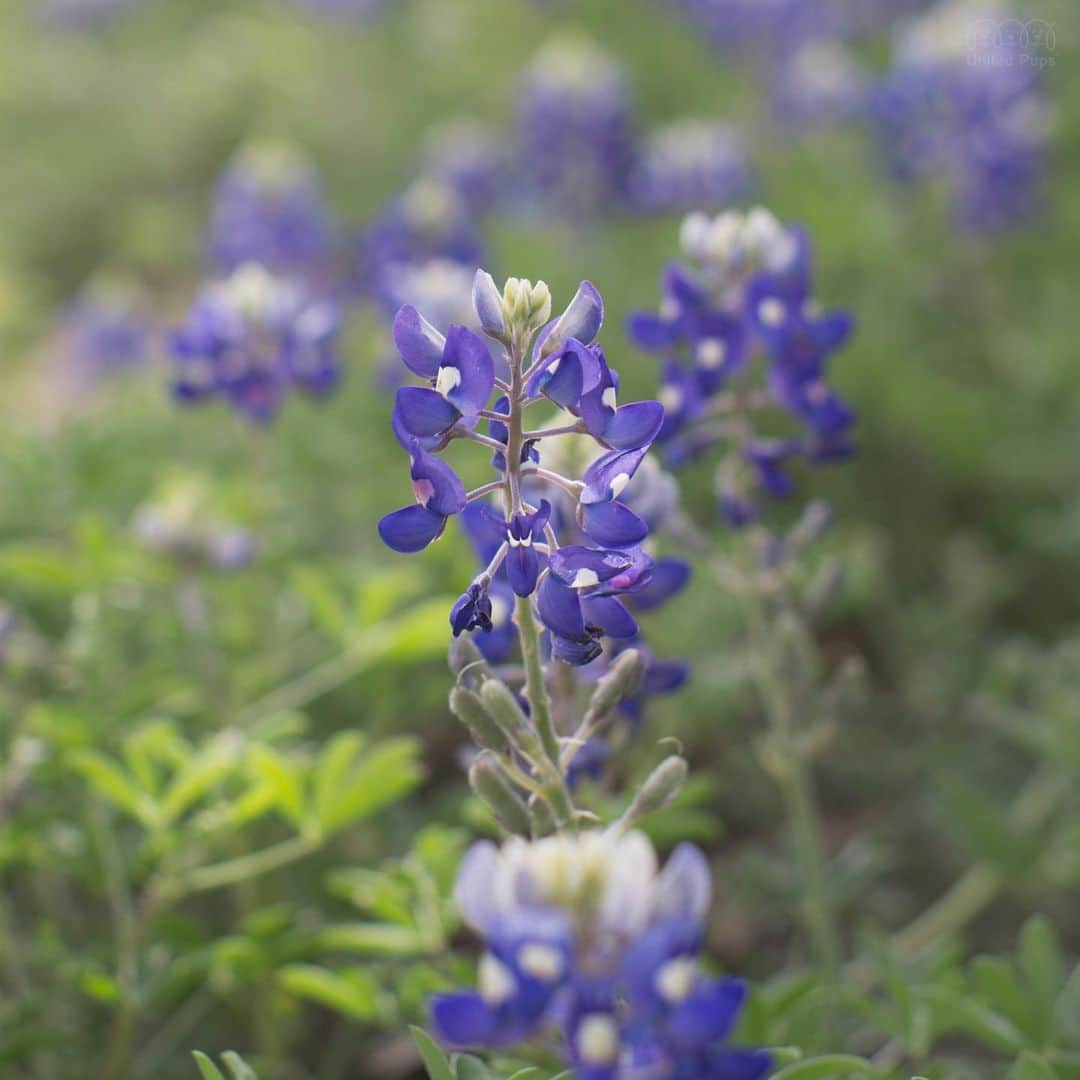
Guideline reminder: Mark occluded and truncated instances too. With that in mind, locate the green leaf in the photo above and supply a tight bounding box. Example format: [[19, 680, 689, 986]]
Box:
[[220, 1051, 258, 1080], [248, 746, 306, 829], [1008, 1051, 1057, 1080], [939, 779, 1032, 878], [276, 965, 381, 1021], [409, 1026, 454, 1080], [192, 1052, 226, 1080], [1019, 916, 1066, 1044], [160, 742, 239, 825], [920, 986, 1026, 1053], [316, 922, 430, 956], [70, 750, 161, 829], [318, 737, 423, 835], [453, 1056, 492, 1080], [1054, 963, 1080, 1042], [291, 567, 348, 640], [313, 732, 365, 828], [505, 1071, 546, 1080], [768, 1055, 875, 1079]]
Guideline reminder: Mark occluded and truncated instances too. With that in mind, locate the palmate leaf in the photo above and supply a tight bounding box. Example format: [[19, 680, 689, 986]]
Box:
[[1018, 916, 1066, 1046], [247, 746, 305, 829], [316, 736, 424, 835], [69, 749, 161, 829], [192, 1050, 258, 1080]]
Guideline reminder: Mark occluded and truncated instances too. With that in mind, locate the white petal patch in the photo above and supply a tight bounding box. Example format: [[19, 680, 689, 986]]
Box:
[[655, 956, 698, 1004], [659, 386, 683, 413], [571, 568, 601, 589], [696, 337, 726, 369], [478, 953, 517, 1005], [757, 298, 786, 327], [609, 472, 631, 499], [577, 1014, 619, 1065], [602, 386, 618, 411], [435, 365, 462, 397], [517, 943, 564, 982], [412, 478, 435, 507]]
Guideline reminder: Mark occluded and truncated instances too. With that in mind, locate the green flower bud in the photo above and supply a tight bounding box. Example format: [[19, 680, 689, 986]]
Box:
[[469, 751, 531, 835], [448, 686, 508, 753], [626, 755, 687, 820], [586, 648, 645, 724], [480, 679, 545, 761]]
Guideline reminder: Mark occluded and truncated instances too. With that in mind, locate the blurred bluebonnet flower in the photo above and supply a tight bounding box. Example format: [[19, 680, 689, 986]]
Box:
[[59, 280, 150, 386], [379, 259, 478, 331], [871, 0, 1052, 230], [170, 263, 341, 425], [355, 177, 485, 303], [770, 39, 869, 131], [207, 144, 334, 280], [133, 475, 257, 571], [629, 207, 855, 524], [419, 118, 506, 217], [432, 830, 770, 1077], [286, 0, 386, 21], [629, 120, 752, 214], [379, 271, 668, 666], [41, 0, 138, 30], [515, 38, 638, 218]]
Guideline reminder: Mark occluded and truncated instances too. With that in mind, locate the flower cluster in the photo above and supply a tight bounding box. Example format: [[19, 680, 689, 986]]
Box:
[[379, 271, 674, 667], [60, 280, 150, 386], [170, 263, 341, 424], [628, 121, 752, 214], [871, 0, 1051, 230], [206, 143, 334, 280], [629, 207, 855, 525], [769, 38, 868, 131], [287, 0, 387, 21], [41, 0, 137, 30], [432, 831, 771, 1078], [515, 38, 637, 218]]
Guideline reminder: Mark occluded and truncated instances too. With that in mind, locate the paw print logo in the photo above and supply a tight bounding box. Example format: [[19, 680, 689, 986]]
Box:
[[968, 17, 998, 58], [997, 18, 1028, 50], [1026, 19, 1055, 52]]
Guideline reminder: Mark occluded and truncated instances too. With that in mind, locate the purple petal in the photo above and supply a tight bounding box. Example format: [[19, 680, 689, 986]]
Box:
[[581, 447, 650, 505], [430, 991, 499, 1048], [393, 304, 445, 379], [705, 1048, 773, 1080], [602, 402, 664, 450], [472, 269, 506, 336], [667, 977, 748, 1044], [438, 325, 495, 417], [548, 546, 633, 589], [377, 505, 447, 553], [537, 575, 586, 640], [627, 311, 678, 350], [394, 386, 460, 438], [627, 558, 691, 611], [506, 544, 542, 597], [642, 659, 690, 695], [544, 280, 603, 355], [579, 501, 649, 547], [582, 595, 638, 639], [410, 450, 467, 516], [461, 502, 508, 563], [653, 843, 712, 921]]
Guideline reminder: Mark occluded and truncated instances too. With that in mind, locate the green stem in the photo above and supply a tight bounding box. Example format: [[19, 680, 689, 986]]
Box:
[[741, 570, 840, 989]]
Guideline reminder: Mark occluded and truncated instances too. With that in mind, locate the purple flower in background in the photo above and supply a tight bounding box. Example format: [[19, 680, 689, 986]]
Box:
[[770, 39, 869, 131], [871, 0, 1052, 231], [355, 177, 485, 302], [287, 0, 386, 21], [40, 0, 139, 30], [207, 144, 334, 280], [419, 118, 506, 216], [629, 121, 752, 214], [515, 38, 638, 218], [59, 281, 151, 386], [170, 264, 341, 424], [432, 831, 770, 1078], [630, 207, 856, 523]]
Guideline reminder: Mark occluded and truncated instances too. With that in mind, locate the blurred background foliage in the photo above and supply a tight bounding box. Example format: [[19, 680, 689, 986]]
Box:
[[0, 0, 1077, 1077]]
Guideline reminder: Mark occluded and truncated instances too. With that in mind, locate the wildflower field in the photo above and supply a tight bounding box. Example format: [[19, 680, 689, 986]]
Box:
[[1, 0, 1078, 1077]]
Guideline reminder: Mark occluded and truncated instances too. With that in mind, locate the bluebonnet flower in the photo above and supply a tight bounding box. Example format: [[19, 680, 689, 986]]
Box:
[[133, 475, 257, 571], [769, 39, 869, 131], [286, 0, 386, 21], [59, 280, 150, 386], [432, 830, 771, 1078], [378, 271, 667, 667], [355, 177, 484, 303], [170, 263, 341, 424], [629, 207, 855, 523], [515, 38, 638, 218], [871, 0, 1052, 230], [629, 121, 752, 214], [41, 0, 138, 30], [207, 144, 334, 280], [419, 119, 506, 217]]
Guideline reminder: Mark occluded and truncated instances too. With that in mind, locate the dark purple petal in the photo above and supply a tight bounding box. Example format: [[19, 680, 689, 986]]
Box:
[[537, 575, 586, 640], [394, 386, 461, 438], [627, 311, 678, 350], [438, 325, 495, 417], [581, 447, 650, 505], [579, 501, 649, 547], [506, 544, 542, 597], [812, 309, 854, 351], [704, 1048, 773, 1080], [461, 502, 507, 563], [668, 977, 747, 1044], [526, 341, 586, 409], [429, 991, 499, 1048], [643, 658, 690, 694], [663, 262, 706, 308], [450, 583, 493, 636], [550, 633, 604, 666], [627, 558, 691, 611], [548, 546, 633, 589], [393, 304, 445, 378], [377, 505, 447, 553], [410, 450, 467, 516], [602, 402, 664, 450], [582, 595, 638, 640]]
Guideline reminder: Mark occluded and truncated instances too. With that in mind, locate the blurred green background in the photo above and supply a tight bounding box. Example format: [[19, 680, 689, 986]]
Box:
[[0, 0, 1077, 1077]]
